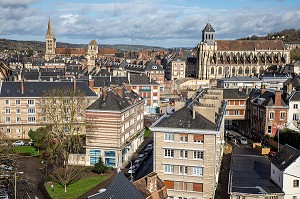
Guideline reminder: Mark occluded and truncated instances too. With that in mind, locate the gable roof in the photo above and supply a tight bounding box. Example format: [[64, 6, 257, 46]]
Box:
[[86, 88, 142, 111], [88, 172, 144, 199], [216, 40, 285, 51], [288, 91, 300, 101], [154, 106, 216, 130], [203, 23, 215, 32], [0, 81, 96, 97], [271, 144, 300, 171], [129, 74, 159, 85], [223, 89, 248, 100]]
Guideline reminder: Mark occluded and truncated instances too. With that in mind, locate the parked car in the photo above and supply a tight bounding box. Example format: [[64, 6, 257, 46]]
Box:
[[12, 140, 24, 146], [0, 189, 9, 199], [239, 137, 248, 144], [137, 154, 146, 161], [127, 165, 137, 174]]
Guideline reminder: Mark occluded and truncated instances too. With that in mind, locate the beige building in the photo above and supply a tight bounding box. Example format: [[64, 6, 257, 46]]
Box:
[[170, 59, 186, 81], [85, 87, 144, 168], [150, 89, 226, 199], [0, 81, 97, 139]]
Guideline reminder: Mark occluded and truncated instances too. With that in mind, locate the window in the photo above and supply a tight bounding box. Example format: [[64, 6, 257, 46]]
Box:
[[28, 116, 36, 123], [165, 149, 174, 158], [193, 151, 204, 159], [180, 150, 188, 159], [90, 157, 98, 165], [194, 134, 204, 143], [90, 150, 101, 156], [193, 167, 203, 176], [180, 134, 188, 142], [179, 166, 188, 175], [164, 164, 174, 173], [294, 104, 298, 109], [28, 108, 35, 114], [164, 133, 174, 141], [16, 129, 21, 134], [164, 180, 174, 189], [5, 117, 10, 123], [5, 99, 10, 105], [15, 100, 20, 105], [16, 108, 21, 114], [225, 111, 229, 116], [234, 110, 239, 116], [105, 158, 116, 167], [268, 126, 272, 134], [28, 99, 35, 105], [280, 112, 285, 120], [5, 109, 10, 114], [6, 128, 10, 133], [104, 151, 116, 157], [293, 180, 299, 187], [269, 112, 274, 120], [16, 117, 21, 123], [293, 113, 299, 121], [293, 196, 297, 199]]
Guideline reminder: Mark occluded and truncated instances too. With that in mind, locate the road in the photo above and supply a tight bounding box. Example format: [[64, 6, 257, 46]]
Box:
[[133, 152, 153, 181]]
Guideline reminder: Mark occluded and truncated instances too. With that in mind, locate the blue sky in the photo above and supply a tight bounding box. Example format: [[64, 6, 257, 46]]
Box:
[[0, 0, 299, 48]]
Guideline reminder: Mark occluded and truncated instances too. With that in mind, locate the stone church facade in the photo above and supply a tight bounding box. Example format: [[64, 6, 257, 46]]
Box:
[[197, 23, 290, 80]]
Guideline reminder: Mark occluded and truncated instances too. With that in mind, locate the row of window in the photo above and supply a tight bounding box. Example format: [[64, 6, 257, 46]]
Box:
[[164, 133, 204, 143], [164, 164, 203, 176], [228, 100, 245, 106], [225, 110, 244, 116], [5, 108, 35, 114], [164, 149, 204, 159], [6, 116, 36, 123], [89, 150, 116, 166], [5, 99, 34, 105], [164, 180, 203, 192], [269, 112, 286, 120]]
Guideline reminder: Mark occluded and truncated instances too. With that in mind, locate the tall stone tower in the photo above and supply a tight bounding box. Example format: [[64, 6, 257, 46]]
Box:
[[45, 17, 56, 60], [86, 40, 98, 73], [198, 23, 217, 80]]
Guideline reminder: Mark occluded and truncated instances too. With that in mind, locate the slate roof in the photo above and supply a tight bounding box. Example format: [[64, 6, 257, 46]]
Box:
[[223, 89, 248, 99], [155, 106, 216, 130], [130, 74, 159, 85], [203, 23, 215, 32], [253, 90, 288, 107], [230, 155, 283, 195], [216, 40, 285, 51], [288, 91, 300, 101], [93, 76, 129, 87], [88, 172, 144, 199], [271, 144, 300, 171], [219, 76, 261, 82], [0, 81, 96, 97], [86, 87, 141, 111], [144, 62, 164, 72]]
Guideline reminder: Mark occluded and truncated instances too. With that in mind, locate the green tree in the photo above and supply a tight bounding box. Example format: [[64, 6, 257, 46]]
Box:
[[92, 157, 108, 174], [28, 127, 49, 150]]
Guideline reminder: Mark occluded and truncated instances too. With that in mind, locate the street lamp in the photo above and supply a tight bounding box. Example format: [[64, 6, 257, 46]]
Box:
[[15, 171, 24, 199]]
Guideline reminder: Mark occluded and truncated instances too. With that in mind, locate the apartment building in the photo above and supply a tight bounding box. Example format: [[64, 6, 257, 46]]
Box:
[[150, 89, 226, 199], [85, 87, 144, 168], [167, 58, 186, 81], [0, 80, 97, 139], [286, 91, 300, 131], [217, 76, 262, 89]]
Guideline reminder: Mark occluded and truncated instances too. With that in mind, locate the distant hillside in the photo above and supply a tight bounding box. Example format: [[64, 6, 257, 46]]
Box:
[[0, 38, 166, 53], [239, 28, 300, 42]]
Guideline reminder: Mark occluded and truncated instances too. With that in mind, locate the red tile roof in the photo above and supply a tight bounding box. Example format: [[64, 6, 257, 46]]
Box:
[[216, 40, 285, 51], [55, 48, 86, 55]]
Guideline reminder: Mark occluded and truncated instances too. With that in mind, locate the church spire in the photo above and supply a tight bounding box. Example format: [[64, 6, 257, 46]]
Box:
[[47, 16, 54, 36]]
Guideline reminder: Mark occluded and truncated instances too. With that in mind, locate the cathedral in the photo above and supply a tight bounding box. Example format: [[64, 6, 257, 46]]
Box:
[[45, 17, 98, 73], [197, 23, 290, 80]]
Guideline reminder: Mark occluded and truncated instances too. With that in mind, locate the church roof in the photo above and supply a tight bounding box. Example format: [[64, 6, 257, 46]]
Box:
[[89, 40, 97, 45], [216, 40, 285, 51], [203, 23, 215, 32], [46, 17, 54, 36], [55, 48, 86, 55]]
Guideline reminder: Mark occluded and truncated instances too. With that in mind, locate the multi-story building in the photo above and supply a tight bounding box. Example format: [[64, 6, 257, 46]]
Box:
[[150, 89, 226, 199], [223, 88, 248, 132], [248, 89, 289, 141], [85, 87, 144, 168], [86, 40, 99, 73], [217, 76, 262, 89], [0, 80, 97, 139], [198, 23, 290, 80], [260, 74, 291, 90], [271, 144, 300, 199], [169, 58, 186, 81], [45, 17, 56, 60], [144, 62, 165, 85], [286, 91, 300, 131]]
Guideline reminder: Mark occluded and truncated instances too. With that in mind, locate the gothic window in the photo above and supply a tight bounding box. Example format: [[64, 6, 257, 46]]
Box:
[[218, 67, 222, 75], [209, 34, 210, 40], [245, 67, 250, 74], [212, 35, 214, 40], [232, 67, 236, 74], [252, 67, 257, 74], [211, 67, 214, 75], [238, 67, 243, 75]]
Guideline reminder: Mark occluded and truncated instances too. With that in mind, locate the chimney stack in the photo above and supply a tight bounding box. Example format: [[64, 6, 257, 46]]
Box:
[[73, 78, 77, 92], [146, 173, 158, 193], [274, 90, 282, 106], [88, 75, 94, 91]]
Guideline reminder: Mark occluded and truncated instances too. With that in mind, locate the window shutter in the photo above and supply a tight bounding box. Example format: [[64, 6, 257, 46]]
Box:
[[164, 180, 174, 189], [193, 183, 203, 192]]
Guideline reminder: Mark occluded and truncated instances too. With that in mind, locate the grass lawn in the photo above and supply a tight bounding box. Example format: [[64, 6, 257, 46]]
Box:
[[45, 175, 108, 199], [13, 146, 41, 156], [144, 128, 151, 137]]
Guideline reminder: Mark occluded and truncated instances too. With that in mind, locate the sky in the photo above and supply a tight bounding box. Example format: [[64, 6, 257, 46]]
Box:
[[0, 0, 299, 48]]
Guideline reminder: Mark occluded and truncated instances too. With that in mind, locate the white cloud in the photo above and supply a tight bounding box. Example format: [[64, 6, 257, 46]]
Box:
[[0, 0, 39, 7]]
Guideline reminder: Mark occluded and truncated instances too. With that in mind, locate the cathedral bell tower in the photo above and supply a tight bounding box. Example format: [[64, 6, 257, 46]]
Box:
[[45, 17, 56, 60], [202, 23, 215, 44]]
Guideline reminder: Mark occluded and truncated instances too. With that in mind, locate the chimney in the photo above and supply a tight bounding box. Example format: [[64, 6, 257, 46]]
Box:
[[146, 173, 157, 193], [274, 90, 282, 106], [102, 89, 107, 99], [73, 78, 76, 92], [116, 87, 123, 97], [21, 79, 24, 94], [89, 76, 94, 91], [128, 72, 131, 84]]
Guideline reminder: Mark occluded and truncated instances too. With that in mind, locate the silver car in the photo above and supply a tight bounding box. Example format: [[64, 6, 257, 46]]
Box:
[[239, 137, 248, 144]]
